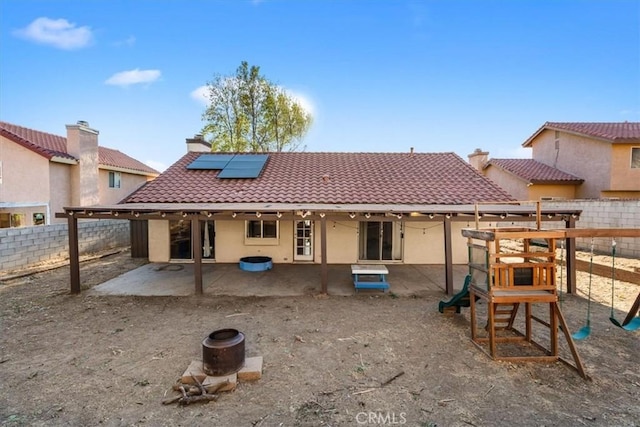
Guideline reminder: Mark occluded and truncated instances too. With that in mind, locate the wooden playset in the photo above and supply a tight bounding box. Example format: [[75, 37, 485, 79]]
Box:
[[442, 220, 640, 379]]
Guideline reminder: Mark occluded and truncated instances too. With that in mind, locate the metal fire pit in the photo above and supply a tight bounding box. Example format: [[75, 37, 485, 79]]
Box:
[[202, 328, 245, 376]]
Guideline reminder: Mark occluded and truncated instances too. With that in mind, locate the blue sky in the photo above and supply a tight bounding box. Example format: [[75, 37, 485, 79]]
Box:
[[1, 0, 638, 172]]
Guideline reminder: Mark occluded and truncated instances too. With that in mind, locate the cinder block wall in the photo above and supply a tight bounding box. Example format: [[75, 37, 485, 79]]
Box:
[[543, 200, 640, 258], [0, 219, 130, 272]]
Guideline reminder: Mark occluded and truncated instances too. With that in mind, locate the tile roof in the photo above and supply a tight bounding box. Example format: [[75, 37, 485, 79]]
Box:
[[486, 159, 584, 184], [0, 121, 74, 160], [523, 121, 640, 146], [0, 121, 159, 175], [124, 151, 514, 205]]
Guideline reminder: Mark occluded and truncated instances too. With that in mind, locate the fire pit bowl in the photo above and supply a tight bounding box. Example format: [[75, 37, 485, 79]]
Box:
[[239, 256, 273, 272], [202, 328, 246, 376]]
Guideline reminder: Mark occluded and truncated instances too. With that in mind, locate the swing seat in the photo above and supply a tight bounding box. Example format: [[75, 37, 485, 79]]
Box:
[[572, 325, 591, 341], [609, 316, 640, 332]]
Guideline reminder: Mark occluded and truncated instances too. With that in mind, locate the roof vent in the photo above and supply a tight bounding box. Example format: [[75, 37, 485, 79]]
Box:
[[77, 120, 89, 127]]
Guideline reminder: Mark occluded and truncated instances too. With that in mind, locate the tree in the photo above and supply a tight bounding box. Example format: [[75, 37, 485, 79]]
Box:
[[202, 61, 313, 152]]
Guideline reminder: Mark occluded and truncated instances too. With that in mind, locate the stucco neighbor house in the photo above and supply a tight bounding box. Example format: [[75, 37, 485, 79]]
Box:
[[0, 120, 159, 227], [469, 122, 640, 200]]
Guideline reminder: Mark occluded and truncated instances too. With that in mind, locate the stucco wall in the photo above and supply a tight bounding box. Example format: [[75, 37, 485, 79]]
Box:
[[531, 129, 611, 199], [484, 167, 528, 200], [528, 184, 577, 200], [50, 162, 73, 224], [147, 218, 469, 265], [0, 219, 130, 272], [98, 169, 153, 205], [0, 136, 51, 203], [609, 144, 640, 192]]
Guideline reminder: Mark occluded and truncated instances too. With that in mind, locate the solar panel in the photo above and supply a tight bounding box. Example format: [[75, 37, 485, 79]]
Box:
[[187, 153, 269, 178], [217, 154, 269, 179], [187, 154, 235, 170]]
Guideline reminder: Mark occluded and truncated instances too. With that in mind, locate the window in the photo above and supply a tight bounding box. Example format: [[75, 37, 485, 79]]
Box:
[[33, 213, 46, 225], [632, 147, 640, 169], [108, 171, 121, 188], [246, 220, 278, 239], [10, 213, 25, 227]]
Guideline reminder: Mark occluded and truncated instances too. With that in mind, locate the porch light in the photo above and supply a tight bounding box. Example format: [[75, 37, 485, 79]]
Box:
[[319, 212, 326, 218], [547, 213, 554, 219], [276, 212, 282, 218], [301, 210, 311, 218], [88, 211, 93, 217], [365, 213, 371, 219], [231, 212, 237, 218], [113, 212, 118, 217], [68, 211, 74, 216], [428, 213, 435, 219], [134, 212, 140, 218], [256, 212, 262, 218], [207, 212, 213, 218], [445, 213, 451, 219], [161, 212, 166, 218], [396, 213, 402, 219], [571, 213, 578, 219], [182, 212, 188, 218], [500, 213, 506, 219], [349, 213, 356, 219]]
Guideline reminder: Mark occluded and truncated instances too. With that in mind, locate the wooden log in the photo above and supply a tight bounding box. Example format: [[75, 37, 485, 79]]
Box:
[[178, 393, 219, 406]]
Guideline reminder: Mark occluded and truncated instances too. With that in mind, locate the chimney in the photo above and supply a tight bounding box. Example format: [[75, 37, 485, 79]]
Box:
[[186, 134, 212, 152], [66, 120, 99, 206], [468, 148, 489, 171]]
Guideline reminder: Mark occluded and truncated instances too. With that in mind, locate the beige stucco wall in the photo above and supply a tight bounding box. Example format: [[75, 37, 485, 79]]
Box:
[[148, 220, 170, 262], [49, 162, 73, 223], [98, 169, 153, 205], [609, 144, 640, 193], [527, 184, 577, 200], [484, 167, 528, 200], [0, 136, 51, 203], [531, 129, 611, 199], [147, 217, 469, 265]]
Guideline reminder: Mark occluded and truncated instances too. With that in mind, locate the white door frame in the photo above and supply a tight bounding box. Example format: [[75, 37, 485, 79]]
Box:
[[294, 220, 314, 261]]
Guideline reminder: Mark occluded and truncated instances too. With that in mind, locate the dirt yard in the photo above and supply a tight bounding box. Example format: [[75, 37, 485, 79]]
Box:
[[1, 250, 639, 427]]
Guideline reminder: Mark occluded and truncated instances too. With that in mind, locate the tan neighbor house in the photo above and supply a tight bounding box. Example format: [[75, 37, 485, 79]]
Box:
[[469, 122, 640, 200], [0, 120, 159, 227]]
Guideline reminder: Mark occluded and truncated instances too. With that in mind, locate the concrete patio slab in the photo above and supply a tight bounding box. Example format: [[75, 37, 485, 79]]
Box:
[[89, 263, 469, 297]]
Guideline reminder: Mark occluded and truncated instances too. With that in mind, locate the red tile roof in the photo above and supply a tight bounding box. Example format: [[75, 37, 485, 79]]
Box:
[[486, 159, 584, 185], [523, 122, 640, 147], [124, 152, 514, 205], [0, 121, 159, 175]]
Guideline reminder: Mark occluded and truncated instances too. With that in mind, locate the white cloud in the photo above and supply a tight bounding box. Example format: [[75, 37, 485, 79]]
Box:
[[190, 85, 209, 106], [105, 69, 161, 87], [13, 17, 93, 50], [145, 160, 167, 172], [113, 36, 136, 47]]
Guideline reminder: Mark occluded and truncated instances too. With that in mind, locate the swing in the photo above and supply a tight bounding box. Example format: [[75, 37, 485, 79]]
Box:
[[608, 239, 640, 331], [572, 239, 594, 341]]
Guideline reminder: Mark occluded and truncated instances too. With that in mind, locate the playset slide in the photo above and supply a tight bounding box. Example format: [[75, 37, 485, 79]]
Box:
[[438, 275, 472, 313]]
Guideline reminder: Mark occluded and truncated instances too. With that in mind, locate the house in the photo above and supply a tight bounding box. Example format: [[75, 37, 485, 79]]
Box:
[[469, 122, 640, 200], [0, 120, 159, 227], [61, 141, 588, 295]]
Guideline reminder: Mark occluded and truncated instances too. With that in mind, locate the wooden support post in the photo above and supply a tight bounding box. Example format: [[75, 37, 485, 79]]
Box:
[[320, 215, 328, 294], [565, 217, 576, 294], [192, 218, 203, 295], [68, 214, 80, 295], [444, 217, 453, 295]]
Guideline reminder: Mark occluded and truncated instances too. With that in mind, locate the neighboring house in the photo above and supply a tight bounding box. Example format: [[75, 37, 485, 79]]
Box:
[[469, 122, 640, 200], [0, 120, 159, 227]]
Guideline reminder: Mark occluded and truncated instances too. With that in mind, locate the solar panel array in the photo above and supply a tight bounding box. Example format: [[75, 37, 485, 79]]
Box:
[[186, 153, 269, 179]]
